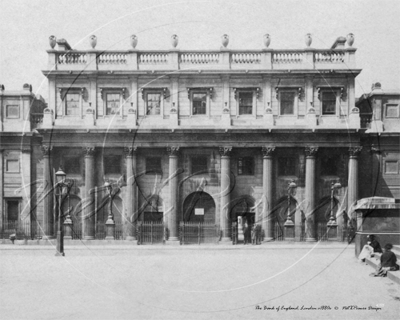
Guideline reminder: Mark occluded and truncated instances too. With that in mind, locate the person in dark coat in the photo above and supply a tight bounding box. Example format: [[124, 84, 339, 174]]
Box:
[[359, 234, 382, 262], [373, 243, 399, 277]]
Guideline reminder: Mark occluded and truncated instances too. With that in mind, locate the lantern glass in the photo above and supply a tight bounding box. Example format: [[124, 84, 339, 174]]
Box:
[[55, 168, 66, 184]]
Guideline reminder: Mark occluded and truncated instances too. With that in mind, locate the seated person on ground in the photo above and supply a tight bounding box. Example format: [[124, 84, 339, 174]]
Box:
[[374, 243, 399, 277], [358, 234, 382, 262]]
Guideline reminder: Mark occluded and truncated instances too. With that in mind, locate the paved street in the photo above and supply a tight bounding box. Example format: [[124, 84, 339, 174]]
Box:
[[0, 243, 399, 320]]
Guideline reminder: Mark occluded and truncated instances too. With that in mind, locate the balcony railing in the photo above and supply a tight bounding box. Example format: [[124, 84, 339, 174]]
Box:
[[47, 48, 356, 72]]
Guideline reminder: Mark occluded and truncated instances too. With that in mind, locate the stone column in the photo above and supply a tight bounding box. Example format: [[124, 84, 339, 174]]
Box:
[[219, 146, 232, 241], [124, 146, 137, 240], [305, 146, 318, 242], [41, 145, 54, 239], [348, 147, 362, 215], [167, 146, 180, 242], [0, 149, 3, 233], [261, 146, 275, 241], [83, 147, 95, 240]]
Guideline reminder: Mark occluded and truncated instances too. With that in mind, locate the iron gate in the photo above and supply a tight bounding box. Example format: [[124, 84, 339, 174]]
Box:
[[137, 221, 166, 244], [179, 222, 220, 245]]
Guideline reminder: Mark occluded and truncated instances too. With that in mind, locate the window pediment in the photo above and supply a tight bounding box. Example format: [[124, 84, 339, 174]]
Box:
[[233, 87, 260, 99], [186, 87, 213, 99], [141, 87, 168, 99]]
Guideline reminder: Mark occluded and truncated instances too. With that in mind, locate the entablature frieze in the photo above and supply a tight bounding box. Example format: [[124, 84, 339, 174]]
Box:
[[36, 129, 361, 149]]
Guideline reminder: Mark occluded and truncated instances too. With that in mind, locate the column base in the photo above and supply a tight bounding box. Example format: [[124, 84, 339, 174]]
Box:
[[166, 239, 180, 245], [41, 235, 55, 240], [220, 237, 231, 242], [105, 236, 115, 240], [305, 238, 317, 242], [262, 237, 274, 243], [84, 236, 95, 240], [327, 226, 338, 240]]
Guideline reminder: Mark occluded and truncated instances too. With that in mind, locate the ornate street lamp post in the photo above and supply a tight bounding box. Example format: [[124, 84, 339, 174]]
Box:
[[284, 180, 297, 240], [285, 180, 297, 224], [328, 182, 342, 226], [104, 181, 115, 240], [55, 167, 73, 256]]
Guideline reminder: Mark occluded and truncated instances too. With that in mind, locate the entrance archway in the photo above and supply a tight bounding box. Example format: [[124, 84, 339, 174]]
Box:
[[182, 192, 215, 223], [230, 196, 255, 243]]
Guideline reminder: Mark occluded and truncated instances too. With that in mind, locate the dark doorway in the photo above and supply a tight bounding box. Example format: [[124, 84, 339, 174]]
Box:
[[182, 192, 215, 223]]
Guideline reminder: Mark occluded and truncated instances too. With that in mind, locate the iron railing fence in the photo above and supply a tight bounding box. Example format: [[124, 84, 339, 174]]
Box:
[[274, 222, 284, 241], [137, 221, 166, 245], [316, 222, 328, 241], [179, 222, 220, 245], [232, 222, 238, 245], [95, 221, 123, 240], [1, 219, 34, 240]]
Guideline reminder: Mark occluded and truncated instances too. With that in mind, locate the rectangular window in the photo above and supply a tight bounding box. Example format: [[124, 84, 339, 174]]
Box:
[[147, 93, 161, 115], [146, 157, 162, 174], [280, 91, 295, 115], [238, 157, 254, 175], [104, 156, 121, 174], [385, 104, 399, 118], [191, 156, 208, 174], [320, 156, 339, 176], [238, 92, 253, 115], [7, 200, 19, 221], [64, 156, 81, 175], [385, 161, 399, 174], [65, 93, 80, 116], [106, 93, 120, 115], [278, 157, 296, 176], [6, 159, 19, 173], [6, 105, 19, 118], [192, 92, 207, 115], [322, 92, 337, 115]]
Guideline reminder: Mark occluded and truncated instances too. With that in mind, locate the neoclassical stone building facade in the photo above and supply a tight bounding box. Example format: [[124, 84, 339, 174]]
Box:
[[4, 33, 389, 244]]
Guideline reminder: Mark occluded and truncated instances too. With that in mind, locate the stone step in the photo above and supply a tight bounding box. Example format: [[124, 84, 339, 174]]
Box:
[[365, 256, 400, 285]]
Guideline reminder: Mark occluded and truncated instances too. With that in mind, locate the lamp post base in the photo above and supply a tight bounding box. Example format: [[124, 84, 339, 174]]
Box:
[[55, 231, 64, 257]]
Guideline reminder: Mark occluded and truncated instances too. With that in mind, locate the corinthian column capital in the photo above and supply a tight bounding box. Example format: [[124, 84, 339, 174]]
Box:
[[167, 146, 180, 156], [41, 145, 53, 156], [124, 146, 138, 157], [305, 146, 319, 158], [262, 146, 276, 157], [349, 146, 362, 158], [219, 146, 232, 157], [82, 146, 95, 157]]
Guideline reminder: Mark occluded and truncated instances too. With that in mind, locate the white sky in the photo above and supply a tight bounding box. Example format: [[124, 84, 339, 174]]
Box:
[[0, 0, 399, 100]]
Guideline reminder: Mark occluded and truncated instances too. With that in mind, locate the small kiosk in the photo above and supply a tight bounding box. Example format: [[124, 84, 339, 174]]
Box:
[[353, 197, 400, 257]]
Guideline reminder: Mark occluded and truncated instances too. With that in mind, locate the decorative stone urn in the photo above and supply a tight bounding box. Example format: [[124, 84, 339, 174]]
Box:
[[90, 35, 97, 49], [305, 33, 312, 47], [347, 33, 354, 47], [130, 34, 138, 49], [221, 34, 229, 48], [171, 34, 178, 48], [49, 35, 56, 49], [263, 34, 271, 48]]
